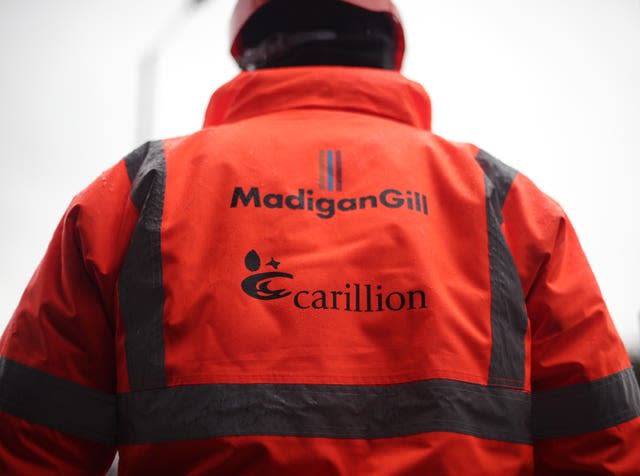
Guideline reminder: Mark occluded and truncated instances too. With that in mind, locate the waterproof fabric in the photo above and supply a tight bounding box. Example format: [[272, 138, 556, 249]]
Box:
[[1, 67, 639, 475]]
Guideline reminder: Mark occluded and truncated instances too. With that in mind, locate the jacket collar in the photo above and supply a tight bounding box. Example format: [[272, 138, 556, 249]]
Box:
[[203, 66, 431, 131]]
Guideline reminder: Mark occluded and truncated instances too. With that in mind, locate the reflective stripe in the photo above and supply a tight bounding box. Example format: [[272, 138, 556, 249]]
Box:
[[117, 379, 532, 445], [476, 150, 527, 389], [120, 140, 167, 390], [533, 368, 640, 439], [124, 141, 151, 183], [0, 357, 116, 444], [476, 149, 516, 216]]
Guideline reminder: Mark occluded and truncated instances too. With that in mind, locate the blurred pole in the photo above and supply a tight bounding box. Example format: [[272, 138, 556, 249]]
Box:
[[136, 0, 214, 144], [137, 52, 159, 144]]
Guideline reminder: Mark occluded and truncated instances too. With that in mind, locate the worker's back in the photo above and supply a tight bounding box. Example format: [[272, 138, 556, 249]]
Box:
[[1, 1, 639, 474]]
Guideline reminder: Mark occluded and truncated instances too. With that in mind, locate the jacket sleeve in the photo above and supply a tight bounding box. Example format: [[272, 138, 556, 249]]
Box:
[[0, 157, 139, 475], [502, 172, 640, 475]]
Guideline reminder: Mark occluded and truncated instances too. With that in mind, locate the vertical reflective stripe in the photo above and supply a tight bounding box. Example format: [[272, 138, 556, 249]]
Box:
[[476, 149, 516, 214], [120, 141, 167, 390], [475, 150, 527, 389], [124, 142, 150, 183]]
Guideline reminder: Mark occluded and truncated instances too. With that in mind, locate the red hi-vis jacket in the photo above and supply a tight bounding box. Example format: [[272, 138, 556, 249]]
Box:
[[1, 67, 639, 475]]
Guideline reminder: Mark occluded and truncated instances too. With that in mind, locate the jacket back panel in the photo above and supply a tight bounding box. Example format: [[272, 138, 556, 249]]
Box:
[[115, 108, 532, 474], [157, 111, 497, 387]]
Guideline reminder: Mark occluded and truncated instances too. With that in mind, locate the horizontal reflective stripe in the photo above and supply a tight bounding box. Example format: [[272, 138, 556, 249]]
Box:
[[0, 357, 116, 444], [6, 353, 636, 446], [117, 379, 532, 445], [532, 368, 640, 439]]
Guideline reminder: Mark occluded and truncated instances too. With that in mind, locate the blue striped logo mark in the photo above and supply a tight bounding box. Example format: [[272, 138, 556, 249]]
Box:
[[319, 150, 343, 192]]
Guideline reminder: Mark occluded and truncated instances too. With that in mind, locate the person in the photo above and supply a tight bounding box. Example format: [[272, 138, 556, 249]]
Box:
[[1, 0, 639, 474]]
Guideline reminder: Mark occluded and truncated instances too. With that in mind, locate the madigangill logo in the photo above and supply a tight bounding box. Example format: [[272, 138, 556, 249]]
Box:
[[241, 250, 428, 315], [230, 149, 429, 220]]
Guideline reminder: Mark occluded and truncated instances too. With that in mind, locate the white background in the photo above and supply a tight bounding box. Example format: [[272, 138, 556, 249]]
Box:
[[1, 0, 639, 357]]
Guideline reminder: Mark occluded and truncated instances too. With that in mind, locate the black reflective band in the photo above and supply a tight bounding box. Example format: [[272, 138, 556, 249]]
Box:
[[117, 379, 532, 445], [533, 368, 640, 439], [0, 357, 116, 444], [3, 357, 636, 447], [476, 150, 527, 389], [476, 149, 516, 214], [124, 141, 150, 184], [120, 140, 168, 390]]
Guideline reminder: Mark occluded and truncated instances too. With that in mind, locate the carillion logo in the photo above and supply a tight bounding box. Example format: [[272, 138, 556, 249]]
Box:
[[241, 250, 428, 315], [230, 149, 429, 220]]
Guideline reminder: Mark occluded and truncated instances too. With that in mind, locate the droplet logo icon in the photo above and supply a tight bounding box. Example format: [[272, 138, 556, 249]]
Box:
[[241, 250, 294, 300], [245, 249, 261, 272]]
